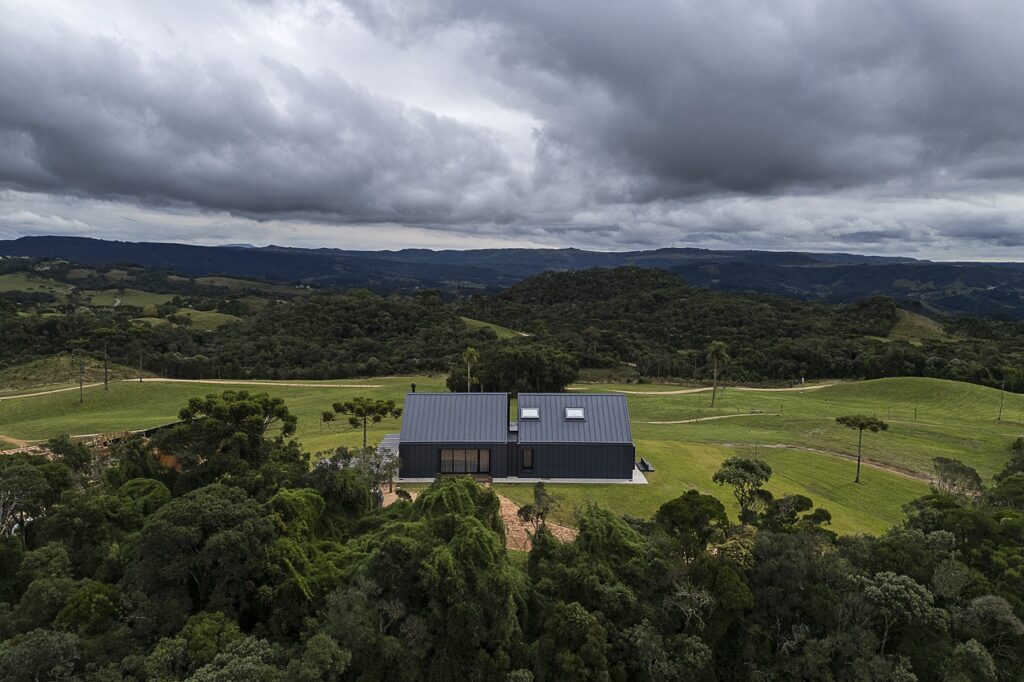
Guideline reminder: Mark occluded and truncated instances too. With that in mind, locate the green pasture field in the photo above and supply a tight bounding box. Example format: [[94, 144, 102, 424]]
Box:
[[0, 375, 441, 454], [0, 272, 73, 295], [1, 373, 1019, 535], [82, 288, 173, 307], [193, 276, 307, 295], [461, 316, 525, 339]]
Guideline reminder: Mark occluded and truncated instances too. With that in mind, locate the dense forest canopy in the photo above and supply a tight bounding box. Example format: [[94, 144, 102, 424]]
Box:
[[2, 258, 1024, 392], [1, 392, 1022, 680], [459, 268, 1024, 388]]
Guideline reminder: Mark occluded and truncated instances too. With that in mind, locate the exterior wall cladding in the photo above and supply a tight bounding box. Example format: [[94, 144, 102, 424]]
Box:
[[397, 392, 636, 480], [398, 442, 634, 479]]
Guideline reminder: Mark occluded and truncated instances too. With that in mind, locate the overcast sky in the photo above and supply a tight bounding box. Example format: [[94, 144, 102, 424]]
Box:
[[2, 0, 1023, 258]]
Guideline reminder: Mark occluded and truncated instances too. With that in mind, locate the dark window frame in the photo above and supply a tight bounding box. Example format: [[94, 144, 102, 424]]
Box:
[[522, 447, 534, 471], [439, 448, 491, 474]]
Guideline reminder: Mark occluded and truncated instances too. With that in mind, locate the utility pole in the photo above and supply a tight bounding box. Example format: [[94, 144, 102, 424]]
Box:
[[77, 350, 84, 404], [139, 349, 143, 382], [998, 378, 1005, 421], [103, 339, 109, 391]]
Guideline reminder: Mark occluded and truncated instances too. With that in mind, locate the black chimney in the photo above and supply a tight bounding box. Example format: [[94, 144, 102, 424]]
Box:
[[410, 382, 416, 393]]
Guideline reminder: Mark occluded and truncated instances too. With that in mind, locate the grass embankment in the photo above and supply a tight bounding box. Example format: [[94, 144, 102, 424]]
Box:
[[497, 377, 1023, 535], [0, 375, 441, 454], [887, 309, 953, 343], [2, 372, 1018, 535], [132, 310, 241, 331], [0, 272, 73, 295], [461, 317, 524, 339], [0, 355, 150, 395]]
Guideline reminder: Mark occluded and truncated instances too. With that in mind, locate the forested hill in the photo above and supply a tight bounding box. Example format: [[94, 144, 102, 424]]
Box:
[[459, 268, 1024, 386], [4, 235, 1024, 318], [1, 256, 1022, 389]]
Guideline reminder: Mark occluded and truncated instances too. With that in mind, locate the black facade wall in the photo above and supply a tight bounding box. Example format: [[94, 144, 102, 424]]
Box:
[[399, 442, 508, 478], [400, 442, 635, 480], [517, 443, 635, 479]]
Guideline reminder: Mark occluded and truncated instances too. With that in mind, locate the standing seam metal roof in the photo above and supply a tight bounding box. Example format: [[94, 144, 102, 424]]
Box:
[[399, 392, 509, 443], [516, 393, 633, 444]]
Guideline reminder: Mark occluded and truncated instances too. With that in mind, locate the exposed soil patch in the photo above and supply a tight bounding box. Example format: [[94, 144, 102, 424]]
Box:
[[499, 493, 577, 552], [0, 434, 31, 449], [381, 488, 577, 551]]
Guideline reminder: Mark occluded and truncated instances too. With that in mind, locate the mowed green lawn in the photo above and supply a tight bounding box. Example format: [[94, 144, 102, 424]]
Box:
[[0, 376, 444, 454], [1, 374, 1019, 535], [461, 316, 524, 339], [498, 377, 1022, 534], [0, 272, 73, 295], [82, 288, 173, 307]]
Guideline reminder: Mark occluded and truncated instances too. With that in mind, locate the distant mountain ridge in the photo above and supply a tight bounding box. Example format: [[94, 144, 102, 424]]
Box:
[[3, 235, 1024, 318]]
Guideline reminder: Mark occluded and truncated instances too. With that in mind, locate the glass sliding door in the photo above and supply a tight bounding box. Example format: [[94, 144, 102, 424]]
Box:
[[438, 448, 492, 474]]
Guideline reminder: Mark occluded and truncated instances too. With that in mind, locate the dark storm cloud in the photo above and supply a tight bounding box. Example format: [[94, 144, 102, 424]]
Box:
[[1, 0, 1024, 256], [344, 0, 1024, 199], [0, 17, 520, 225]]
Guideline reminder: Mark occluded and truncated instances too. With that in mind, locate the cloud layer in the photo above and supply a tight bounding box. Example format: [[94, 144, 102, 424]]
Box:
[[1, 0, 1023, 257]]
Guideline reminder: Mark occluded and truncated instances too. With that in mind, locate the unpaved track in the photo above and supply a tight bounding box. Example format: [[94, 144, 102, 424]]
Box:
[[0, 378, 382, 401], [0, 434, 30, 449], [139, 378, 383, 388], [646, 412, 780, 425], [0, 383, 106, 401], [721, 442, 931, 482], [603, 383, 835, 396]]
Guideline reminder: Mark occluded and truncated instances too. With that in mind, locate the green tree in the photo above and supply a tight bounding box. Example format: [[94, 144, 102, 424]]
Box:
[[517, 481, 559, 533], [0, 457, 52, 545], [332, 398, 402, 448], [857, 571, 943, 655], [462, 346, 480, 392], [320, 411, 334, 433], [932, 457, 983, 499], [0, 628, 80, 682], [835, 415, 889, 483], [533, 601, 610, 681], [655, 490, 728, 558], [705, 341, 730, 407], [158, 391, 298, 467], [713, 457, 772, 525]]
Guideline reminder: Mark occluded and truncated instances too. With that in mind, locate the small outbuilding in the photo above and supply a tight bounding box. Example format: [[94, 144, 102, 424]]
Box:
[[397, 391, 636, 481]]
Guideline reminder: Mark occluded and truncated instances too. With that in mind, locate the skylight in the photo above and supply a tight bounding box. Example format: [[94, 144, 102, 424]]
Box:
[[565, 407, 586, 420], [520, 407, 540, 420]]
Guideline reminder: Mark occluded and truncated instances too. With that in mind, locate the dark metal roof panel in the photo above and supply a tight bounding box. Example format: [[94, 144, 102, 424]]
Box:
[[399, 393, 509, 443], [517, 393, 633, 444]]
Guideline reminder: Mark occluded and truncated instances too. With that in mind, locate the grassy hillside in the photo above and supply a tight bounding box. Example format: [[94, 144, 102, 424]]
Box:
[[0, 355, 148, 394], [0, 375, 441, 454], [1, 373, 1017, 535], [0, 272, 73, 295], [461, 316, 524, 339], [82, 288, 173, 307], [887, 309, 953, 342], [499, 377, 1022, 534]]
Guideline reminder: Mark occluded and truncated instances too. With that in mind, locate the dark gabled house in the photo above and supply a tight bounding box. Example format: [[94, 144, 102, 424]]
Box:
[[396, 392, 636, 481]]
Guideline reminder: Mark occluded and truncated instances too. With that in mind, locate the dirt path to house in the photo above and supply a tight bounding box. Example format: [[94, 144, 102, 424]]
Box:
[[0, 433, 30, 449], [646, 413, 780, 425], [381, 489, 577, 551], [720, 442, 931, 482], [136, 378, 384, 388], [0, 383, 105, 401], [607, 383, 835, 396], [499, 494, 577, 551]]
